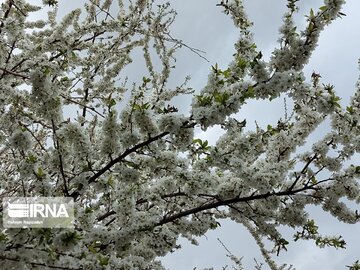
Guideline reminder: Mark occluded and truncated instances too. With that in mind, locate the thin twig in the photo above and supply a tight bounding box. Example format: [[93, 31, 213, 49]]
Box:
[[60, 94, 105, 118], [9, 0, 26, 17], [0, 67, 29, 79]]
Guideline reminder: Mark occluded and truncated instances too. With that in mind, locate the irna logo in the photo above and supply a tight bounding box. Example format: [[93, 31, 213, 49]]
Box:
[[3, 197, 74, 228], [7, 202, 69, 218]]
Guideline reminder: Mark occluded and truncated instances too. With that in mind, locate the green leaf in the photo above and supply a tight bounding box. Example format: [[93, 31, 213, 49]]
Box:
[[43, 66, 51, 75], [309, 8, 315, 19], [193, 139, 210, 150], [88, 245, 98, 254], [315, 236, 346, 249], [120, 19, 127, 27], [62, 232, 82, 246], [346, 106, 354, 114], [211, 63, 220, 74], [310, 176, 317, 184], [85, 207, 93, 214], [141, 103, 150, 110], [239, 119, 246, 128], [142, 77, 151, 84], [347, 260, 360, 270], [45, 0, 58, 6], [26, 155, 37, 164], [213, 92, 229, 105], [196, 95, 213, 107], [266, 124, 279, 135], [329, 95, 341, 108], [98, 255, 110, 266], [324, 83, 335, 93], [109, 98, 116, 107], [36, 167, 44, 178], [217, 79, 225, 86], [243, 86, 255, 99], [0, 233, 7, 242], [202, 140, 208, 148], [241, 86, 255, 102], [209, 222, 219, 229], [255, 51, 263, 60], [308, 22, 315, 32], [222, 68, 231, 78], [108, 175, 115, 189], [193, 139, 203, 145], [132, 103, 141, 110], [275, 238, 289, 255], [236, 57, 248, 70]]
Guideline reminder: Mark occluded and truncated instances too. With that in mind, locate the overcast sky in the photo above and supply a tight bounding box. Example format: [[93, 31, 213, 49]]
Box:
[[28, 0, 360, 269]]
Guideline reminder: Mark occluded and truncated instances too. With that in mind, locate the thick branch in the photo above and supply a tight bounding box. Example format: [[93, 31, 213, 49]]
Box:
[[0, 255, 80, 270], [70, 131, 170, 199], [88, 131, 169, 184], [155, 185, 314, 227], [0, 67, 29, 79]]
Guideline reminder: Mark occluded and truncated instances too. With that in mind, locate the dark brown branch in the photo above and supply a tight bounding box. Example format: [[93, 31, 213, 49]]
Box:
[[9, 0, 26, 17], [51, 119, 69, 196], [89, 0, 115, 20], [20, 123, 46, 151], [60, 94, 104, 118], [97, 191, 187, 222], [97, 185, 319, 230], [288, 154, 318, 191], [0, 1, 13, 34], [88, 131, 169, 184], [155, 185, 314, 227], [97, 210, 116, 222], [0, 255, 80, 270], [10, 58, 28, 72], [70, 131, 170, 199], [0, 67, 29, 79], [46, 31, 105, 64], [104, 217, 116, 226], [5, 40, 15, 64]]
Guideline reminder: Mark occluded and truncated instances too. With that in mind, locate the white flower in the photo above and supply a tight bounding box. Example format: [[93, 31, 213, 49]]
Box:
[[9, 130, 32, 151]]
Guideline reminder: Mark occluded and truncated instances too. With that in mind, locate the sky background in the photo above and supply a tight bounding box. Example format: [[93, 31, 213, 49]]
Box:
[[27, 0, 360, 269]]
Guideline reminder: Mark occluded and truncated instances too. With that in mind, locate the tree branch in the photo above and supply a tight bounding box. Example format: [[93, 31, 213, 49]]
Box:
[[0, 255, 80, 270], [155, 185, 315, 227], [70, 131, 170, 199], [0, 67, 29, 79]]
